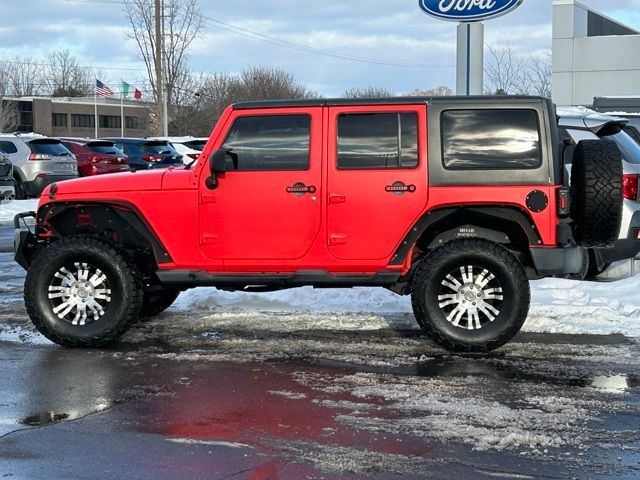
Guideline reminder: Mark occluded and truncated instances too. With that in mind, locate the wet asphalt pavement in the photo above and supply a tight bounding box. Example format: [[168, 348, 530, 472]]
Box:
[[1, 224, 640, 479]]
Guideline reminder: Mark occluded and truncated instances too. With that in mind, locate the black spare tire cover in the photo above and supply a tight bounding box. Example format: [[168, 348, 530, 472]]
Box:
[[570, 139, 623, 248]]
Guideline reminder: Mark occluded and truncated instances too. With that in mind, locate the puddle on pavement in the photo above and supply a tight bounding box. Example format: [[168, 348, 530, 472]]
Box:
[[20, 411, 69, 427]]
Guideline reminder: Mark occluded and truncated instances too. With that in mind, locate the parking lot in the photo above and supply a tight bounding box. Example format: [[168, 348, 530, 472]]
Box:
[[1, 223, 640, 479]]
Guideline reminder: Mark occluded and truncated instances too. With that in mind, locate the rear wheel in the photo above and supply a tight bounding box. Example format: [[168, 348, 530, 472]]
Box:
[[411, 239, 529, 353], [24, 236, 143, 347]]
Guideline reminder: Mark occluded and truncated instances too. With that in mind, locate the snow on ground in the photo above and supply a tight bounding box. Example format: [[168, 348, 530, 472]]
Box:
[[174, 274, 640, 337], [0, 199, 38, 223]]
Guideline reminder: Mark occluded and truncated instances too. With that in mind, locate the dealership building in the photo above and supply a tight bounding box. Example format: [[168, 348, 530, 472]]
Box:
[[3, 96, 153, 137], [552, 0, 640, 107]]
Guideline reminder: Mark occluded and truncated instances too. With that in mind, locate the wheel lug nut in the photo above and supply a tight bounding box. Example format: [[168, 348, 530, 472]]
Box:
[[473, 302, 476, 306], [477, 294, 481, 297]]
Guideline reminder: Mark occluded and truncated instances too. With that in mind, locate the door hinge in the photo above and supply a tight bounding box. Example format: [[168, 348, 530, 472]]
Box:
[[200, 234, 219, 246], [329, 234, 347, 246], [328, 193, 346, 205]]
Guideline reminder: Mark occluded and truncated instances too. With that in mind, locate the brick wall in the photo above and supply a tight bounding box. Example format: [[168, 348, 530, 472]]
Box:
[[32, 99, 53, 136]]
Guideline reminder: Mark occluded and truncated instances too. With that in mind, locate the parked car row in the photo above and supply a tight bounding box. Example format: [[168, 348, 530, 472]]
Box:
[[0, 134, 206, 199]]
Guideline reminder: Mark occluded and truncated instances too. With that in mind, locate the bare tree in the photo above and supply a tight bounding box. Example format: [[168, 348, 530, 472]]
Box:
[[408, 86, 453, 96], [45, 50, 95, 97], [525, 50, 552, 98], [8, 57, 42, 97], [124, 0, 205, 129], [228, 67, 316, 103], [0, 60, 18, 132], [343, 86, 394, 98], [484, 40, 528, 95]]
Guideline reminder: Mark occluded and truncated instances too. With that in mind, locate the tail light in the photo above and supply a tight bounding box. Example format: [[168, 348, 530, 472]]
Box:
[[623, 174, 639, 201], [187, 153, 200, 160], [90, 155, 102, 164], [142, 155, 162, 162], [29, 153, 52, 161]]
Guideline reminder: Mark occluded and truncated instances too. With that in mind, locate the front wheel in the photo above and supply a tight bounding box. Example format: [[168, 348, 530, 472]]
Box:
[[411, 239, 530, 353], [24, 237, 143, 347]]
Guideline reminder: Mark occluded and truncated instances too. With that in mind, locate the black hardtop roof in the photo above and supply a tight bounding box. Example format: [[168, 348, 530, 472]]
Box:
[[233, 95, 548, 110]]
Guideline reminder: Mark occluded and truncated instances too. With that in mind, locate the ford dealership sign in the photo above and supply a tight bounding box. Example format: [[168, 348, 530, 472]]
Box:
[[418, 0, 523, 22]]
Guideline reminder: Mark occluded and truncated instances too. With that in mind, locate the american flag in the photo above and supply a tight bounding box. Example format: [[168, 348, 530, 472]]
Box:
[[96, 79, 113, 97]]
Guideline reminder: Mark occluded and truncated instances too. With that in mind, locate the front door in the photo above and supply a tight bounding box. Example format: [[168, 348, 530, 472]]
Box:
[[199, 108, 322, 264], [326, 105, 429, 260]]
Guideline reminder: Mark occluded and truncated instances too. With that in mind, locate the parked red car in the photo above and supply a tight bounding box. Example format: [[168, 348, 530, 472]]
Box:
[[59, 138, 129, 177]]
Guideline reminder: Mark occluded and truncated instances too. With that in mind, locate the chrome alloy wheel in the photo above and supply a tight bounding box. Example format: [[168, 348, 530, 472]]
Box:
[[47, 262, 112, 326], [437, 265, 504, 330]]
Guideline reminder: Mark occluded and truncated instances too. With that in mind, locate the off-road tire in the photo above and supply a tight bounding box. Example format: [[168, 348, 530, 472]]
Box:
[[141, 286, 181, 318], [13, 176, 26, 200], [24, 236, 143, 347], [411, 239, 530, 353], [571, 140, 622, 248]]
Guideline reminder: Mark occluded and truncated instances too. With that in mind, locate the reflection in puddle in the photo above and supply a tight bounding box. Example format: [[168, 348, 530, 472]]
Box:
[[589, 375, 631, 394], [21, 411, 69, 426]]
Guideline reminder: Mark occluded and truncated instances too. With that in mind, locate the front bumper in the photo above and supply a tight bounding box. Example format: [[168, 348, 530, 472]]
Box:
[[14, 211, 37, 270], [0, 178, 14, 200]]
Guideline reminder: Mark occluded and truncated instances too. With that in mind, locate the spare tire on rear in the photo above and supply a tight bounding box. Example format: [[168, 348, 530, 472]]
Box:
[[570, 139, 623, 248]]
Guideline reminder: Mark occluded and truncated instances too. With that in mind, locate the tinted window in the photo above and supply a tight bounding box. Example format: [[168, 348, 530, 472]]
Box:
[[601, 130, 640, 165], [29, 141, 72, 156], [337, 113, 418, 170], [52, 113, 67, 127], [184, 140, 206, 151], [222, 115, 311, 171], [442, 109, 542, 170], [125, 116, 139, 129], [143, 142, 179, 155], [0, 141, 18, 154], [72, 114, 95, 128], [87, 142, 123, 155], [100, 115, 121, 129]]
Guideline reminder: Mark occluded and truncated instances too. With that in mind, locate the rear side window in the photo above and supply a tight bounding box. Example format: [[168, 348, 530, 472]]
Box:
[[87, 142, 122, 155], [222, 115, 311, 171], [441, 109, 542, 170], [143, 142, 179, 155], [0, 141, 18, 154], [184, 140, 206, 151], [29, 141, 72, 156], [337, 113, 419, 170], [600, 130, 640, 165]]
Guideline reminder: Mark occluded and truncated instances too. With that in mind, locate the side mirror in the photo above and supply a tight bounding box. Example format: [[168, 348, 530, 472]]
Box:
[[210, 148, 230, 173]]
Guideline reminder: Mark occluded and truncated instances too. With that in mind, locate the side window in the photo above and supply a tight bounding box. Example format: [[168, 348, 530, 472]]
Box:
[[222, 115, 311, 171], [0, 141, 18, 154], [441, 109, 542, 170], [337, 113, 419, 170]]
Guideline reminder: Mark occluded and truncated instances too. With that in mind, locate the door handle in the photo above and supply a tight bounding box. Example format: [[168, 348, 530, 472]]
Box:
[[328, 193, 346, 205]]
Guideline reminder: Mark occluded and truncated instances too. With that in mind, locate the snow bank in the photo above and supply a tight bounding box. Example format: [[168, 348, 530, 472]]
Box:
[[174, 275, 640, 337], [0, 199, 38, 224]]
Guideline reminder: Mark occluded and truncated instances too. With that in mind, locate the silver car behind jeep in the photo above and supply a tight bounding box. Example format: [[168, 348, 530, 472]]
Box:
[[0, 135, 78, 199]]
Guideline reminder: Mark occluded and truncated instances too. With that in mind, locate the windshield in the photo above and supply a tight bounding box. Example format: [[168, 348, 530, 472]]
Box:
[[143, 141, 179, 155], [600, 130, 640, 165], [87, 142, 123, 155], [29, 140, 72, 156]]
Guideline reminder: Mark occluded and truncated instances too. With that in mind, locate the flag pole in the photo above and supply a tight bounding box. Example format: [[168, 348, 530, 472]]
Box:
[[94, 81, 98, 138], [120, 79, 124, 137]]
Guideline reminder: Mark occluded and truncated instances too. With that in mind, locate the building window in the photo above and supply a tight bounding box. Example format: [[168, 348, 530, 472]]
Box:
[[52, 113, 68, 127], [222, 115, 311, 171], [337, 113, 419, 170], [125, 116, 139, 129], [441, 109, 542, 170], [72, 114, 95, 128], [99, 115, 121, 129]]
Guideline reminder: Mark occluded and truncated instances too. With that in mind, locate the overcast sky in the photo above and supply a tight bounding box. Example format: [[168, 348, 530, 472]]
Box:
[[1, 0, 639, 96]]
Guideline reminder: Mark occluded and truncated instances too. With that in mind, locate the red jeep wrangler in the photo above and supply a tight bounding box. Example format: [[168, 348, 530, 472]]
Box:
[[14, 96, 623, 352]]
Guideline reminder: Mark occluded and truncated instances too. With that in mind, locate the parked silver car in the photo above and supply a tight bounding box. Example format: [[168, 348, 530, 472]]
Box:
[[0, 135, 78, 199], [558, 108, 640, 278], [0, 151, 14, 201]]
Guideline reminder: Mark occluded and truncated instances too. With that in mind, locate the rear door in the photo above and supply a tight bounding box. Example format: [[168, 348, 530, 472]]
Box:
[[326, 105, 428, 260], [200, 108, 323, 262]]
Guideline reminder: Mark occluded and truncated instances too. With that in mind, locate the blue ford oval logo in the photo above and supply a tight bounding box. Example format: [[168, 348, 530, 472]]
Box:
[[418, 0, 523, 22]]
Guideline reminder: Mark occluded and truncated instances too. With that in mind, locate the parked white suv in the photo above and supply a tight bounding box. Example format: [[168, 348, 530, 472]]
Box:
[[558, 108, 640, 278], [149, 136, 207, 162], [0, 135, 78, 199]]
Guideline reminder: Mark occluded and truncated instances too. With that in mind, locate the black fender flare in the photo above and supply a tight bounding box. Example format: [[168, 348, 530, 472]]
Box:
[[37, 201, 172, 265], [390, 206, 542, 265]]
